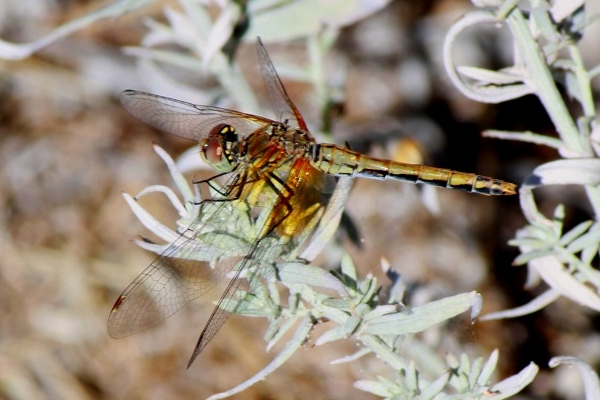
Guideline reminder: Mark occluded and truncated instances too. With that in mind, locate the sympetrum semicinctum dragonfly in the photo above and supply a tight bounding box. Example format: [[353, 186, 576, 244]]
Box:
[[108, 38, 517, 368]]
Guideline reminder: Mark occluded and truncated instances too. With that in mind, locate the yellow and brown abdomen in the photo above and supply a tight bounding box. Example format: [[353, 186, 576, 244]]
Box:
[[311, 143, 516, 196]]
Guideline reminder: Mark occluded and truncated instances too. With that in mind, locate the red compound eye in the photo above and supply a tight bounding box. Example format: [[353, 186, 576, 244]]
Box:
[[200, 124, 237, 172], [202, 136, 224, 165]]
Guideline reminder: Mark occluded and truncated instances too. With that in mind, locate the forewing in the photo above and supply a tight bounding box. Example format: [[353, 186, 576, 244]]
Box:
[[256, 38, 309, 131], [119, 90, 275, 141]]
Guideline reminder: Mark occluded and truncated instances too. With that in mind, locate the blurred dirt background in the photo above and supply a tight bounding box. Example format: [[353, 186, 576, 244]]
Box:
[[1, 0, 599, 399]]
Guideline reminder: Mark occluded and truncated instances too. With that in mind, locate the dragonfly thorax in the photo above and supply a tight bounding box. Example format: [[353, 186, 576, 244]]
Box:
[[269, 125, 315, 155], [200, 124, 240, 172]]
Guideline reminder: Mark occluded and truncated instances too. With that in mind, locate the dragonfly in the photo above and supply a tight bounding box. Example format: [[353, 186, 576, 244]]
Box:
[[108, 38, 517, 368]]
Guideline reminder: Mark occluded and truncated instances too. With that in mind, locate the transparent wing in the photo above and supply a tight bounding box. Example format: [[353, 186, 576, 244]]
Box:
[[256, 38, 309, 131], [107, 171, 256, 339], [119, 90, 277, 141], [120, 39, 309, 139], [185, 237, 284, 367]]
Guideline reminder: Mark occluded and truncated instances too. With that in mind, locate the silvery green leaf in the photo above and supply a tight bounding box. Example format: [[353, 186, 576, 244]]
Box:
[[460, 353, 471, 374], [220, 292, 276, 318], [456, 66, 526, 85], [353, 303, 371, 317], [266, 315, 301, 352], [235, 301, 276, 318], [512, 249, 557, 266], [525, 159, 600, 187], [404, 361, 419, 392], [152, 144, 196, 203], [566, 222, 600, 253], [443, 11, 536, 103], [194, 232, 249, 258], [124, 46, 205, 72], [248, 274, 269, 297], [245, 0, 392, 42], [581, 241, 600, 265], [508, 237, 546, 248], [530, 8, 561, 43], [132, 238, 170, 255], [401, 337, 446, 376], [341, 315, 362, 336], [263, 315, 284, 342], [330, 347, 372, 365], [363, 305, 399, 322], [278, 262, 349, 296], [358, 276, 379, 300], [512, 223, 556, 244], [381, 260, 405, 305], [321, 298, 356, 311], [559, 220, 594, 247], [446, 353, 459, 370], [489, 362, 539, 399], [448, 353, 470, 391], [483, 129, 564, 149], [549, 357, 600, 397], [359, 334, 407, 371], [468, 356, 484, 388], [363, 292, 481, 336], [216, 300, 243, 315], [123, 192, 180, 244], [354, 376, 398, 397], [317, 304, 352, 325], [340, 252, 358, 282], [163, 7, 199, 48], [287, 292, 300, 313], [202, 8, 238, 72], [482, 289, 561, 321], [420, 372, 449, 399], [135, 184, 187, 218], [477, 350, 499, 386], [564, 70, 585, 106], [528, 256, 600, 311], [315, 325, 351, 346], [141, 18, 175, 47], [471, 0, 504, 7], [177, 0, 214, 39], [552, 205, 566, 235], [267, 275, 281, 305]]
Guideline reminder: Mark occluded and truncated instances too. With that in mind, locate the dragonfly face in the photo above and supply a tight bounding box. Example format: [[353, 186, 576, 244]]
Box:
[[200, 124, 240, 172], [109, 38, 517, 369]]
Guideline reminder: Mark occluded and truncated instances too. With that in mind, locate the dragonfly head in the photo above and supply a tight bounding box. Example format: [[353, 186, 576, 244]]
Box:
[[200, 124, 239, 172]]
